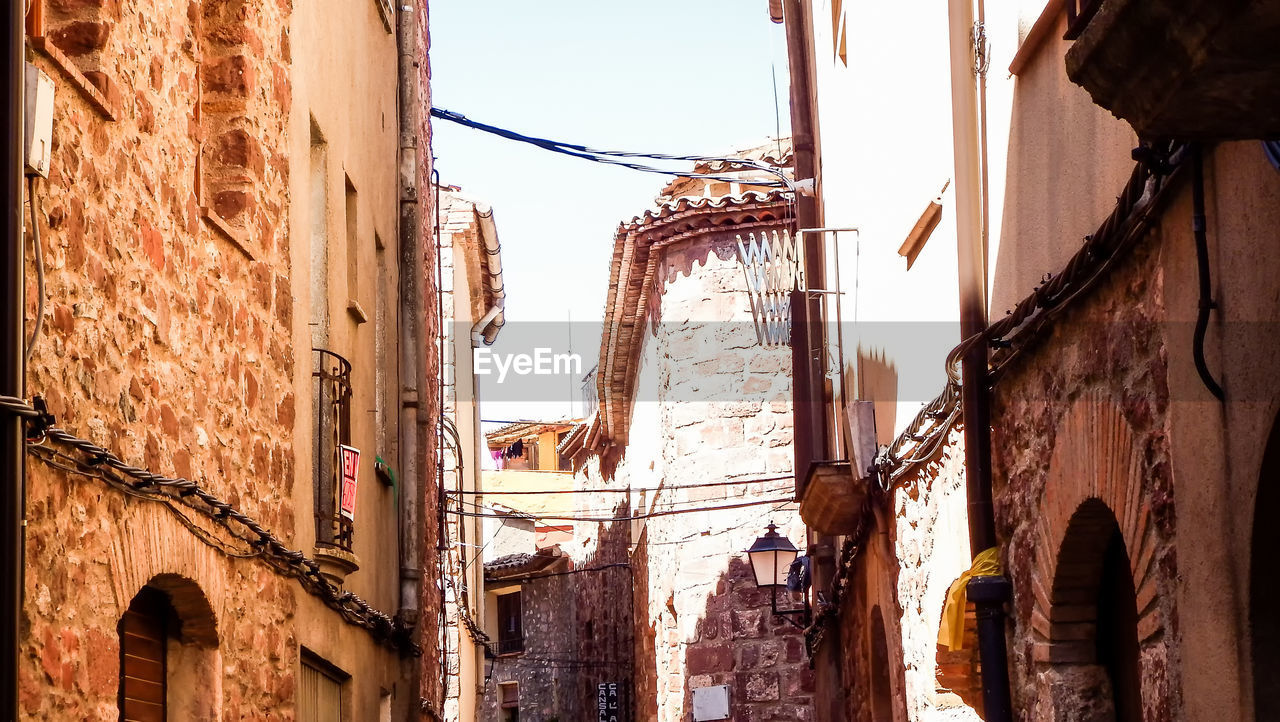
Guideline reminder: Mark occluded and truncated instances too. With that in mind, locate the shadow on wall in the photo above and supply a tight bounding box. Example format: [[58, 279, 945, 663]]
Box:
[[632, 526, 658, 722], [856, 346, 899, 448], [482, 498, 637, 721], [573, 503, 637, 721], [681, 556, 814, 721]]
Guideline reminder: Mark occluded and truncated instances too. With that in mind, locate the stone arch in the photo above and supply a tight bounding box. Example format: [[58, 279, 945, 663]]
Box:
[[107, 500, 229, 631], [120, 574, 223, 720], [1250, 411, 1280, 721], [144, 573, 219, 647], [1030, 397, 1165, 662]]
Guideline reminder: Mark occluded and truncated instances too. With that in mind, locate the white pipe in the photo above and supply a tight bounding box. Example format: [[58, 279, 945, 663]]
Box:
[[469, 202, 505, 347]]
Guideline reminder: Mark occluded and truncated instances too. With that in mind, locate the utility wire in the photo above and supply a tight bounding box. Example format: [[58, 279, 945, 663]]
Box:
[[446, 496, 795, 524], [24, 176, 45, 369], [448, 474, 794, 496], [454, 488, 789, 519], [431, 107, 793, 189]]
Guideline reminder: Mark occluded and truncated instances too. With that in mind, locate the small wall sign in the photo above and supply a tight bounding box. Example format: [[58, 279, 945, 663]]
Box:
[[597, 682, 621, 722], [339, 445, 360, 520]]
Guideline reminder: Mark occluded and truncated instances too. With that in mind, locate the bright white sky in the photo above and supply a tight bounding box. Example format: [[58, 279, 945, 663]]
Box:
[[430, 1, 792, 423]]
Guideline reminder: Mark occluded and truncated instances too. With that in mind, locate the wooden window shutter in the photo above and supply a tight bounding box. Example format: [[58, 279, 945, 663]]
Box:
[[118, 587, 170, 722], [299, 653, 346, 722]]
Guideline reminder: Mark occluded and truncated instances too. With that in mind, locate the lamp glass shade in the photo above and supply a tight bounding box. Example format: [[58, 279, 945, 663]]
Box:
[[746, 524, 799, 587]]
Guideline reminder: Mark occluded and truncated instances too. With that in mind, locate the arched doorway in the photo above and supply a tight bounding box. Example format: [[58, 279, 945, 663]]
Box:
[[1251, 414, 1280, 721], [1048, 499, 1143, 721], [118, 575, 221, 721]]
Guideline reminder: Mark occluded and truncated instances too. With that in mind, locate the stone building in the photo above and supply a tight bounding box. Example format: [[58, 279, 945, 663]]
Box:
[[449, 420, 633, 721], [560, 144, 815, 721], [773, 1, 1280, 721], [14, 0, 442, 719]]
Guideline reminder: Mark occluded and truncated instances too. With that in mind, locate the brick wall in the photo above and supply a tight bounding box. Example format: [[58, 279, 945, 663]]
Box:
[[991, 237, 1180, 720]]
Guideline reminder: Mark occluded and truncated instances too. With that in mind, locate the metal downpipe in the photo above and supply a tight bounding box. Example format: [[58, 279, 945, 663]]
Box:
[[2, 1, 26, 718], [395, 0, 425, 717], [946, 0, 1012, 718]]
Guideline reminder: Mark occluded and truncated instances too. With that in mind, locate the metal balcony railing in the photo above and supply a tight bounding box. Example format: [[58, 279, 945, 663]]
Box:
[[313, 348, 354, 551]]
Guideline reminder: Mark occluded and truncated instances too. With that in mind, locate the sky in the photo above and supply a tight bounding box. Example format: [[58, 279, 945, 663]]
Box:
[[429, 1, 792, 422]]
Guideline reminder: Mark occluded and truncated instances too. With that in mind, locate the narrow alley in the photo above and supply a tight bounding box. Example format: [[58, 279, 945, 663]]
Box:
[[4, 1, 1280, 721]]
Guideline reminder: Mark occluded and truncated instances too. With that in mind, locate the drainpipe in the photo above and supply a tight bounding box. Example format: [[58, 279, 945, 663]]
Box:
[[395, 0, 424, 716], [468, 203, 504, 348], [780, 3, 846, 722], [946, 0, 1012, 719], [782, 0, 825, 493], [2, 1, 25, 718]]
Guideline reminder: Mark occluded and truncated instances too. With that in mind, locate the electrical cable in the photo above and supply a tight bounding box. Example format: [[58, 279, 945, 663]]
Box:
[[636, 501, 795, 548], [446, 495, 795, 524], [455, 486, 792, 519], [6, 402, 417, 654], [1190, 144, 1225, 401], [430, 107, 793, 189], [877, 141, 1189, 488], [23, 176, 44, 370], [447, 474, 794, 496]]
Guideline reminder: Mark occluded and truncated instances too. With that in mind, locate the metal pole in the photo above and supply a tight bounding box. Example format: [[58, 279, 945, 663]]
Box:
[[946, 0, 1012, 718], [968, 575, 1013, 721], [2, 0, 27, 717]]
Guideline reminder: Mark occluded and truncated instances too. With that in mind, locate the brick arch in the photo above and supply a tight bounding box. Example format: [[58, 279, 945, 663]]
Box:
[[107, 501, 228, 642], [1030, 397, 1165, 663], [144, 573, 219, 646]]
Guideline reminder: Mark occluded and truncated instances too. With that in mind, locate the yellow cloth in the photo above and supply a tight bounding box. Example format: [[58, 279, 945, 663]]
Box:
[[938, 547, 1002, 651]]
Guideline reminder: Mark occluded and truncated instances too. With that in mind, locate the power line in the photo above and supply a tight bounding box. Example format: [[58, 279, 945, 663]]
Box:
[[446, 496, 795, 524], [454, 488, 787, 519], [448, 474, 794, 496], [514, 562, 631, 581], [431, 107, 793, 188]]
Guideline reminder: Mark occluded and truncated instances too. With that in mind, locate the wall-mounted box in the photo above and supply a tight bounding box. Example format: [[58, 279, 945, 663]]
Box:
[[691, 684, 731, 721], [24, 63, 54, 178]]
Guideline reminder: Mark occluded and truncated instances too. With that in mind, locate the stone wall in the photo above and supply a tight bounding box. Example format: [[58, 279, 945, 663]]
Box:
[[991, 235, 1181, 720], [477, 504, 635, 721], [892, 429, 980, 722], [21, 0, 298, 717], [595, 234, 812, 722], [19, 0, 435, 718], [484, 570, 583, 721]]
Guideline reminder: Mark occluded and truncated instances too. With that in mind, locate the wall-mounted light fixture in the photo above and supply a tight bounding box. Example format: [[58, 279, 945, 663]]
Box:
[[746, 523, 810, 628]]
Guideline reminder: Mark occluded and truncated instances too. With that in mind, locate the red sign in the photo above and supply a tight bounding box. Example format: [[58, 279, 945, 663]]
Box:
[[339, 445, 360, 520]]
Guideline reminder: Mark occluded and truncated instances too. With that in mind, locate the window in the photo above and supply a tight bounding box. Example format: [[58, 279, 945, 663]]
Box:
[[499, 682, 519, 721], [119, 587, 173, 722], [300, 652, 349, 722], [496, 591, 524, 654], [557, 432, 572, 471], [314, 348, 354, 549]]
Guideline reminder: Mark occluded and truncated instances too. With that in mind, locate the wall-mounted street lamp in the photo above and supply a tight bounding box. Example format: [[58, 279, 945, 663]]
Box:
[[746, 523, 810, 628]]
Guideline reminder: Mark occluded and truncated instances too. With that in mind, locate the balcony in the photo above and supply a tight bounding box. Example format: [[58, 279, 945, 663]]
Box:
[[313, 348, 359, 584], [1065, 0, 1280, 139]]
